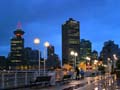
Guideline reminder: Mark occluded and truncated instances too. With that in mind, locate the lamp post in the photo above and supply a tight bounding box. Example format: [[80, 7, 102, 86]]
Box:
[[70, 51, 75, 68], [34, 38, 40, 75], [86, 57, 91, 71], [94, 60, 98, 71], [70, 51, 78, 69], [107, 58, 112, 74], [44, 41, 50, 75], [74, 52, 78, 68], [113, 54, 118, 73]]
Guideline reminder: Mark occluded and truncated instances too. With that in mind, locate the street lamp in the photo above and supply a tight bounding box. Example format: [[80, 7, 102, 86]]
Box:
[[94, 60, 98, 70], [70, 51, 75, 68], [107, 58, 112, 74], [94, 60, 98, 65], [86, 57, 90, 61], [44, 41, 50, 75], [34, 38, 40, 75], [74, 52, 78, 68], [113, 54, 118, 72], [70, 51, 78, 68], [86, 57, 91, 71]]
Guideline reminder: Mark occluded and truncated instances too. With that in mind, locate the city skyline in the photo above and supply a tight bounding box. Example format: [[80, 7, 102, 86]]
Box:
[[1, 0, 120, 59]]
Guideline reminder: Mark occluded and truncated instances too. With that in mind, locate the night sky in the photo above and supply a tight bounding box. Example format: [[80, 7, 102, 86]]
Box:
[[0, 0, 120, 59]]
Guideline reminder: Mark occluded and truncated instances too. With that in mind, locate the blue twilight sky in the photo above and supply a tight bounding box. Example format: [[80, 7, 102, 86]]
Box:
[[0, 0, 120, 59]]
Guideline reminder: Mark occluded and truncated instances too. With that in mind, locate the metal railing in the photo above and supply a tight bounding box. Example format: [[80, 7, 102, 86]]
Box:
[[0, 70, 48, 89]]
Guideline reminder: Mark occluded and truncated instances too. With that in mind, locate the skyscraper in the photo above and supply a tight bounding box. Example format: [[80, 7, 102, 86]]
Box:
[[80, 39, 92, 62], [47, 45, 54, 57], [46, 45, 61, 68], [62, 18, 80, 66], [23, 47, 41, 69], [91, 50, 98, 60], [10, 23, 25, 69], [100, 40, 120, 64]]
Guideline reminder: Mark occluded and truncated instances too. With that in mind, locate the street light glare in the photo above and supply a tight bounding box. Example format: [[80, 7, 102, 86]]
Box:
[[113, 54, 118, 60], [86, 57, 90, 61], [107, 58, 111, 61], [70, 51, 75, 55], [34, 38, 40, 44], [75, 52, 78, 56], [94, 87, 98, 90], [94, 60, 98, 64], [44, 41, 50, 47], [113, 54, 116, 57]]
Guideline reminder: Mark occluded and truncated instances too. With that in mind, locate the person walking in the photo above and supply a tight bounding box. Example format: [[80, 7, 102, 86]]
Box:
[[75, 66, 79, 80], [80, 68, 84, 79]]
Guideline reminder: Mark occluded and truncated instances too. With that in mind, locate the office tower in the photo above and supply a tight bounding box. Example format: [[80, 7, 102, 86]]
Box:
[[46, 54, 61, 69], [62, 18, 80, 66], [91, 50, 98, 60], [47, 45, 54, 57], [23, 47, 41, 69], [46, 45, 61, 68], [80, 39, 92, 62], [10, 23, 25, 69], [100, 40, 120, 64], [79, 39, 92, 70]]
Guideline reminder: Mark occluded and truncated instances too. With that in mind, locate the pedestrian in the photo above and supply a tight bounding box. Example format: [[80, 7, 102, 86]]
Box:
[[75, 66, 79, 80], [80, 68, 84, 79]]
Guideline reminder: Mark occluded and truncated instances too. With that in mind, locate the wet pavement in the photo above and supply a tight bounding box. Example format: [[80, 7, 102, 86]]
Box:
[[14, 74, 120, 90], [80, 75, 120, 90]]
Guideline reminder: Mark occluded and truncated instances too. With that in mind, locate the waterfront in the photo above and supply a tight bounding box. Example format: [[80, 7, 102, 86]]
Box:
[[0, 70, 119, 90], [14, 74, 119, 90], [0, 70, 46, 89]]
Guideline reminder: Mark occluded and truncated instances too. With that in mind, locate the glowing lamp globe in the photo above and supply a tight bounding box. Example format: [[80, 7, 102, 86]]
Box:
[[34, 38, 40, 44], [44, 41, 50, 47]]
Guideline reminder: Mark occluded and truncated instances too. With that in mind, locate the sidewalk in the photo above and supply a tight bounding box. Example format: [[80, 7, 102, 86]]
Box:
[[14, 77, 94, 90], [14, 75, 118, 90]]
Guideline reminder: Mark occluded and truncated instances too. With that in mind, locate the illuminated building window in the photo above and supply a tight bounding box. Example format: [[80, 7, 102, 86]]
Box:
[[68, 32, 79, 36], [11, 43, 16, 46], [11, 60, 21, 62], [12, 41, 23, 43], [68, 39, 80, 44], [11, 48, 16, 50], [16, 54, 22, 56], [16, 47, 22, 50]]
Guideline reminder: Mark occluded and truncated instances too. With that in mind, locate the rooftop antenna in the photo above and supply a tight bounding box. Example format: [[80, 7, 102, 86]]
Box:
[[17, 21, 22, 29]]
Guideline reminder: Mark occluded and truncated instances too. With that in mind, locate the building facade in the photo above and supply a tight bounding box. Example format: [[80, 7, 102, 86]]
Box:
[[62, 18, 80, 66], [100, 40, 120, 64], [80, 39, 92, 62], [23, 47, 42, 70], [47, 45, 54, 57], [91, 50, 98, 60], [46, 54, 61, 69], [46, 45, 61, 69], [10, 24, 25, 69]]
